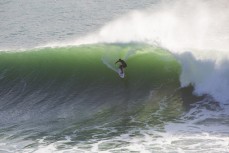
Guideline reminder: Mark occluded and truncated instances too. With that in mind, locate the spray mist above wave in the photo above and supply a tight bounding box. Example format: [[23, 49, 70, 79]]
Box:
[[75, 0, 229, 52]]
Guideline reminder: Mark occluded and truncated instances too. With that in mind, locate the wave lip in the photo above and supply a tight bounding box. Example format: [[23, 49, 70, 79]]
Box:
[[177, 51, 229, 104]]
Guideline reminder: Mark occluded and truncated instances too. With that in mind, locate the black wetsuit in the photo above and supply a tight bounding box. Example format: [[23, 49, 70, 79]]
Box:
[[119, 59, 127, 68], [115, 59, 127, 74]]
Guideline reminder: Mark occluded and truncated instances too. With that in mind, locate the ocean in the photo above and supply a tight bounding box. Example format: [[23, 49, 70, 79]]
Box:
[[0, 0, 229, 152]]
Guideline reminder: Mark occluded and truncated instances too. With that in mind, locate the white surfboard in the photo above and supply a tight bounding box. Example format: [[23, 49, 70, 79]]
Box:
[[117, 69, 125, 78]]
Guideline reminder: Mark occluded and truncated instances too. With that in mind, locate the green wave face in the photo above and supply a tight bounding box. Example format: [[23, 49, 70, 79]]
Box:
[[0, 43, 180, 86], [0, 43, 182, 127]]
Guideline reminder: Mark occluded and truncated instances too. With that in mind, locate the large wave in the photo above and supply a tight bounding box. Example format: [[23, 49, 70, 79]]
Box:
[[0, 43, 182, 124], [2, 0, 229, 104], [44, 0, 229, 104]]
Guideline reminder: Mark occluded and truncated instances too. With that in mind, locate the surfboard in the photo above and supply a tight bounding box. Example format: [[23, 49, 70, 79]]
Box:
[[117, 69, 125, 78]]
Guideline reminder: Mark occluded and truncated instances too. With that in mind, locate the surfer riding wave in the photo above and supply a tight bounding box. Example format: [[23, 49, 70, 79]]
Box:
[[115, 59, 127, 74]]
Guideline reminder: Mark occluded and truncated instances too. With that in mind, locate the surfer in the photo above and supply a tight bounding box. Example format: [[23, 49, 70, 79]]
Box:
[[115, 59, 127, 74]]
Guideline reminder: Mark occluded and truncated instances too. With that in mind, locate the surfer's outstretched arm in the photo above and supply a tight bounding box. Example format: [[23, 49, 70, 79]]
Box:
[[115, 59, 122, 64]]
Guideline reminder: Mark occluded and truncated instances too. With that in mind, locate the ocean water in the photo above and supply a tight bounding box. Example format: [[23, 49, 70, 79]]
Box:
[[0, 0, 229, 152]]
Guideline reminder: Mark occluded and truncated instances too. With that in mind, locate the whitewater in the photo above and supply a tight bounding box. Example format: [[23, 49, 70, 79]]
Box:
[[0, 0, 229, 152]]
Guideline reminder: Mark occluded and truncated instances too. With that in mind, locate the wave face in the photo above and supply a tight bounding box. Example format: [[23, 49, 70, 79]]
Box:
[[0, 43, 180, 124]]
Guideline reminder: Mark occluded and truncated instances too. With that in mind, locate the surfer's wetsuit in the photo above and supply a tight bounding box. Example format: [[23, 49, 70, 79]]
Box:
[[115, 59, 127, 74]]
